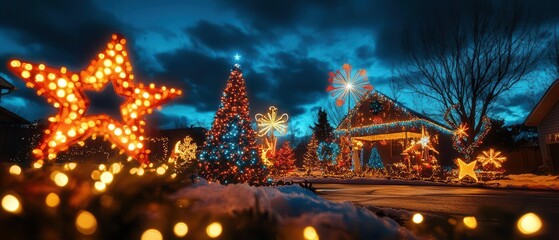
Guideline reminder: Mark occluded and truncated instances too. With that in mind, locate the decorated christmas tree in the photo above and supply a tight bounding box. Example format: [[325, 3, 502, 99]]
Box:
[[303, 135, 319, 172], [367, 146, 384, 170], [198, 65, 267, 184], [271, 141, 296, 174]]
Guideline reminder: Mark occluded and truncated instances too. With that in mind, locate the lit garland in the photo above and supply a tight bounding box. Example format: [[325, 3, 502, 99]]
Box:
[[444, 105, 491, 160], [327, 63, 373, 107], [316, 142, 340, 165], [8, 34, 181, 164]]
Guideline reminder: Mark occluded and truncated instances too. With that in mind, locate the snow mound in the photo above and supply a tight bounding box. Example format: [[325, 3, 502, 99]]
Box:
[[489, 174, 559, 190], [173, 180, 416, 239]]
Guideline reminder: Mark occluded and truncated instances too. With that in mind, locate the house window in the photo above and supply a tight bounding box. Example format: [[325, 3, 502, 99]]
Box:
[[391, 140, 404, 156], [547, 133, 559, 144]]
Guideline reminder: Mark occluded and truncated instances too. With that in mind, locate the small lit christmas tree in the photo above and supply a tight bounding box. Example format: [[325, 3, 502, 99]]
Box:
[[198, 65, 267, 184], [367, 146, 384, 170], [271, 141, 295, 175], [303, 135, 319, 173]]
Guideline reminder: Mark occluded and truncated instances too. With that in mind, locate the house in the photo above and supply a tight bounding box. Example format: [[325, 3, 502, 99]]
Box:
[[335, 91, 454, 170], [525, 79, 559, 172]]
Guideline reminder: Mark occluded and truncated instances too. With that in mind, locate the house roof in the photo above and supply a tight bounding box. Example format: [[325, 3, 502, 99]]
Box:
[[0, 106, 30, 124], [0, 76, 15, 90], [525, 79, 559, 126], [336, 91, 453, 136]]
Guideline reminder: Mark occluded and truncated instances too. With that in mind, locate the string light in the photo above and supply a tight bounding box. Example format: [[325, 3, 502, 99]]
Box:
[[1, 194, 21, 214], [9, 165, 22, 175], [517, 213, 542, 235], [45, 193, 60, 207], [206, 222, 223, 238], [303, 226, 319, 240], [8, 34, 182, 164], [75, 210, 97, 235], [412, 213, 424, 224], [52, 171, 69, 187], [141, 229, 162, 240], [463, 216, 477, 229], [173, 222, 189, 237]]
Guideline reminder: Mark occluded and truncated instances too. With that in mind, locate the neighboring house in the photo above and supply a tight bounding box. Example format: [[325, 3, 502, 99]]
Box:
[[335, 91, 454, 170], [525, 79, 559, 172]]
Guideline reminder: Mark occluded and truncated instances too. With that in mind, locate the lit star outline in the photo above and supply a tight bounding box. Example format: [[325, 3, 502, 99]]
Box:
[[8, 34, 182, 163]]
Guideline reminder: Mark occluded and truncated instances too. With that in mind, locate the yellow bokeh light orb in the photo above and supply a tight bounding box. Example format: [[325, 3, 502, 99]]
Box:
[[463, 216, 477, 229], [100, 171, 114, 184], [2, 194, 21, 213], [156, 166, 166, 175], [173, 222, 188, 237], [75, 210, 97, 235], [517, 212, 542, 235], [45, 192, 60, 207], [9, 165, 22, 175], [303, 226, 319, 240], [94, 181, 106, 192], [412, 213, 424, 224], [206, 222, 222, 238], [53, 172, 69, 187], [141, 229, 162, 240]]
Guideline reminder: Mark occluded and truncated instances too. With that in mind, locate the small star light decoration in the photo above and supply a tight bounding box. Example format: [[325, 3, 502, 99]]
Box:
[[457, 158, 478, 182], [476, 148, 507, 170], [9, 34, 182, 164]]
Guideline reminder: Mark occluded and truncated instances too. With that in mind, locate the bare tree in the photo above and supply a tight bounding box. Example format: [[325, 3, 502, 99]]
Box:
[[324, 99, 345, 128], [405, 1, 545, 159]]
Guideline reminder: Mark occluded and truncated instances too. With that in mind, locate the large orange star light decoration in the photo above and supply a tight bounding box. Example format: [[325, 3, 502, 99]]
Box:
[[9, 34, 182, 165]]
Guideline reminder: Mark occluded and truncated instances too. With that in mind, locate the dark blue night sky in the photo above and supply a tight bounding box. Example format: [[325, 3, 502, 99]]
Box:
[[0, 0, 557, 137]]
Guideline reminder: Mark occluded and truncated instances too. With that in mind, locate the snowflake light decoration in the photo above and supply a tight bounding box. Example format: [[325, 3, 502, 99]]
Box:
[[8, 34, 182, 164], [255, 106, 289, 137], [327, 63, 373, 107], [476, 148, 506, 169], [455, 123, 469, 139]]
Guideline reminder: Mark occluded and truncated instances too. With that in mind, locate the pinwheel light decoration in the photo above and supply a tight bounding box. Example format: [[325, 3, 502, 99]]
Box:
[[327, 63, 373, 113], [8, 34, 182, 165], [255, 106, 288, 165]]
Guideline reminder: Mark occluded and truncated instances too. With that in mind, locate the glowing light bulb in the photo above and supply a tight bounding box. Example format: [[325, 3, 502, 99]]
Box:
[[517, 213, 542, 235], [53, 172, 69, 187], [76, 210, 97, 235], [100, 171, 114, 184], [206, 222, 222, 238], [303, 226, 319, 240], [156, 166, 166, 175], [463, 216, 477, 229], [94, 181, 106, 192], [9, 165, 22, 175], [173, 222, 188, 237], [412, 213, 423, 224], [141, 229, 162, 240], [1, 194, 21, 213], [45, 192, 60, 207]]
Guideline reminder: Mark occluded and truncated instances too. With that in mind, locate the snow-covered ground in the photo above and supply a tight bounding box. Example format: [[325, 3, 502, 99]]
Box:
[[487, 174, 559, 190], [173, 180, 417, 239], [276, 173, 559, 191]]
